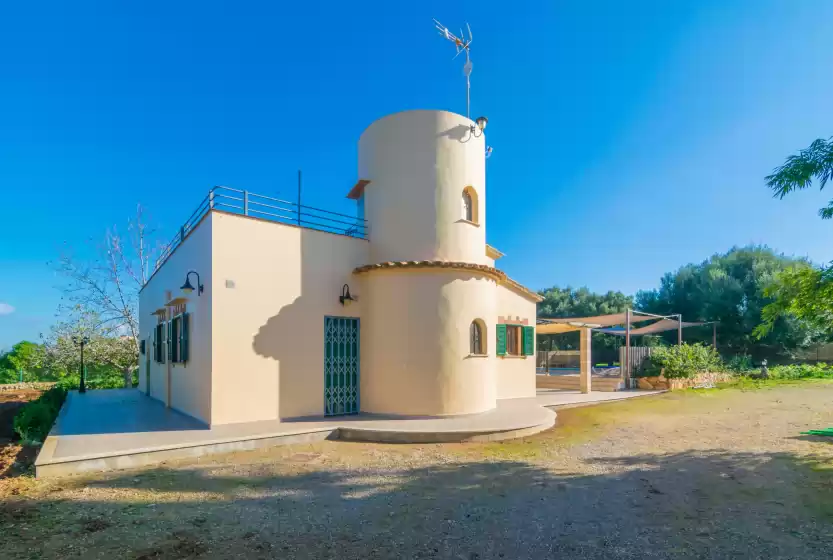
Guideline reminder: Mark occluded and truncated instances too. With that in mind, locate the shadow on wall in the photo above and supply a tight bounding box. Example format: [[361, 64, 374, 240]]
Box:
[[10, 448, 833, 558], [251, 228, 363, 419], [251, 293, 312, 419], [437, 124, 471, 142]]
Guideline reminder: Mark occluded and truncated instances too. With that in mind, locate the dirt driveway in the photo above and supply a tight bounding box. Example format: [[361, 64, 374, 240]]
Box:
[[3, 382, 833, 559]]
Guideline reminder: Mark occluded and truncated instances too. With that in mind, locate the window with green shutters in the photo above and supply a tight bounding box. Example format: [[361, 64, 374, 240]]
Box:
[[154, 323, 166, 363], [522, 326, 535, 356], [496, 324, 507, 356], [166, 320, 173, 362], [497, 323, 534, 357], [179, 313, 189, 363]]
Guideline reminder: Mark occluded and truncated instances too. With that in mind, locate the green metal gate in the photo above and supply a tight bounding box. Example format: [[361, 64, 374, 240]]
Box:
[[324, 316, 360, 416]]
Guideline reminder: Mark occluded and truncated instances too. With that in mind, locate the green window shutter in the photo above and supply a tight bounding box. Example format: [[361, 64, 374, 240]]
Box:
[[152, 325, 157, 363], [496, 324, 507, 356], [180, 313, 189, 363], [166, 320, 172, 362], [523, 326, 535, 356]]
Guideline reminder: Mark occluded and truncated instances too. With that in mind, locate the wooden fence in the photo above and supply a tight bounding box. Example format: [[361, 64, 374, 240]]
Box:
[[619, 346, 656, 387]]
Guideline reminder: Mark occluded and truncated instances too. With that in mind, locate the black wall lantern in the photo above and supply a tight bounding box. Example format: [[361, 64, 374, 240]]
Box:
[[339, 284, 356, 306], [181, 270, 204, 296]]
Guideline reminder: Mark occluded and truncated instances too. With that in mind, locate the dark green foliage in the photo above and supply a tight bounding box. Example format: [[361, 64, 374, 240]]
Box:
[[635, 246, 829, 362], [0, 341, 45, 383], [726, 354, 754, 373], [538, 286, 633, 318], [13, 386, 67, 444], [639, 343, 723, 379]]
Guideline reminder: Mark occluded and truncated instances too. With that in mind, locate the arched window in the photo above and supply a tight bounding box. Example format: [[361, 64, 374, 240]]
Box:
[[470, 320, 486, 355], [461, 186, 479, 224], [462, 190, 473, 222]]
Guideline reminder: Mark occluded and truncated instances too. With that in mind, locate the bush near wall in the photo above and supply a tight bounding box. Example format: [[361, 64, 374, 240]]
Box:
[[638, 343, 723, 379], [765, 363, 833, 380], [13, 386, 68, 444]]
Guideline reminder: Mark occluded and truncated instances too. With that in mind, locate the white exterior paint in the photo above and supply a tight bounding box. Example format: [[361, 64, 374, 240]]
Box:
[[139, 109, 538, 425], [359, 110, 488, 265]]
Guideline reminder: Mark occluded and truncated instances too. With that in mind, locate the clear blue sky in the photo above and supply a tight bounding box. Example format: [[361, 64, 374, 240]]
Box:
[[2, 1, 832, 350]]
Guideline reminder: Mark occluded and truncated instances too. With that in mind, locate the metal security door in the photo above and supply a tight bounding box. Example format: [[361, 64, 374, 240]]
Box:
[[324, 316, 360, 416]]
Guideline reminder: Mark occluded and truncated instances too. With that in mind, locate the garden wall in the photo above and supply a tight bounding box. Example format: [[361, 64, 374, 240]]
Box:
[[637, 371, 734, 390]]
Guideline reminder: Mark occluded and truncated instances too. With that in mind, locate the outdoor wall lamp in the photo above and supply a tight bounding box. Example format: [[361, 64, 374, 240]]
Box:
[[462, 116, 488, 142], [180, 270, 204, 296], [471, 116, 488, 136], [339, 284, 356, 306]]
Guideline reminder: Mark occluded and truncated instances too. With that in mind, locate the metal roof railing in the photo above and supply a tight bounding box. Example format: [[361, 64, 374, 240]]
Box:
[[153, 185, 368, 273]]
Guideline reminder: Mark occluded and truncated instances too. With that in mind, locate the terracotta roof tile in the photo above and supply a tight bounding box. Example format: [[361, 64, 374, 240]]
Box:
[[352, 260, 543, 303]]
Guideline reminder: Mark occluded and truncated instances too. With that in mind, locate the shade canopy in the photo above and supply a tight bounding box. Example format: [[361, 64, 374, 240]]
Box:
[[596, 318, 707, 336], [536, 312, 657, 334]]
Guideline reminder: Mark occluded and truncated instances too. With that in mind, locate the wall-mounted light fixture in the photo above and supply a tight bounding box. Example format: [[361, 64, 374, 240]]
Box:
[[180, 270, 204, 296], [339, 284, 356, 306], [462, 116, 488, 143], [471, 116, 488, 137]]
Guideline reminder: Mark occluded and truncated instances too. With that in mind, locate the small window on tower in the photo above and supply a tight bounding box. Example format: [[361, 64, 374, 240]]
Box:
[[470, 320, 486, 355], [462, 186, 478, 224], [463, 190, 473, 221]]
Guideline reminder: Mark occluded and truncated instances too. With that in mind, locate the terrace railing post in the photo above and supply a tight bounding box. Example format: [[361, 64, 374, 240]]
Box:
[[297, 169, 302, 226], [209, 189, 215, 209], [243, 190, 249, 215]]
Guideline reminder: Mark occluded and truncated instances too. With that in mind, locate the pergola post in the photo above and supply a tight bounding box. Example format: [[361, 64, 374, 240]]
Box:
[[625, 308, 631, 388], [580, 327, 592, 394]]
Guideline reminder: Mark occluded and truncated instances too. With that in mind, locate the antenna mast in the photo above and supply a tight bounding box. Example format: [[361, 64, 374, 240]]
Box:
[[433, 19, 474, 119]]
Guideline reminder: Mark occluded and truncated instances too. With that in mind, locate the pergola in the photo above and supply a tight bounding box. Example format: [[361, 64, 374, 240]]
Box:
[[536, 310, 716, 392]]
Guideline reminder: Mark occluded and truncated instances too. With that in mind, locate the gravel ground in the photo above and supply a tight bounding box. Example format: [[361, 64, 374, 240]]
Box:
[[3, 382, 833, 559]]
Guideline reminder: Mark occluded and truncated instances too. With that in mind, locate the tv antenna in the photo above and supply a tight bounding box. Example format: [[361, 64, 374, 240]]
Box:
[[433, 19, 473, 119]]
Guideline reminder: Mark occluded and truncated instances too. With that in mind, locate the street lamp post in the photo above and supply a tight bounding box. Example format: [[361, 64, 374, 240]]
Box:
[[72, 336, 90, 394]]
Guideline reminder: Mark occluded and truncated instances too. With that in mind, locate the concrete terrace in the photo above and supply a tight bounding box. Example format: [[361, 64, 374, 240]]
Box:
[[35, 388, 663, 478]]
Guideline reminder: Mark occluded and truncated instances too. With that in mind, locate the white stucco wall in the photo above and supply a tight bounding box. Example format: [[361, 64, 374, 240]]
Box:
[[138, 214, 213, 424], [359, 110, 488, 265], [361, 268, 498, 416], [495, 284, 537, 400], [211, 211, 369, 424]]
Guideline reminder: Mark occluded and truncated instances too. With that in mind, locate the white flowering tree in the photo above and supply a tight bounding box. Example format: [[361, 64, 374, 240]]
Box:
[[41, 309, 139, 388], [50, 205, 157, 387]]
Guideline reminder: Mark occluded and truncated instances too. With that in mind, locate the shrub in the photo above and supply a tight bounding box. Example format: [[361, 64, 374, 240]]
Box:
[[767, 363, 833, 380], [640, 343, 723, 379], [726, 354, 754, 373], [13, 386, 67, 444]]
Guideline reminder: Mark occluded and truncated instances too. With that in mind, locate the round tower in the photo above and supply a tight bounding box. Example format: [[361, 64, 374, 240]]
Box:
[[357, 110, 497, 416], [358, 110, 488, 264]]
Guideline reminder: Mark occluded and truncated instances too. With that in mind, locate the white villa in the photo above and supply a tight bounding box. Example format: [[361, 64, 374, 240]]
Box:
[[139, 109, 543, 426]]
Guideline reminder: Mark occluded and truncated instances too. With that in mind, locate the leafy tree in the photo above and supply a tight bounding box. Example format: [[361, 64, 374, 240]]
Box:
[[0, 341, 44, 383], [766, 136, 833, 219], [538, 286, 633, 318], [636, 246, 828, 362], [756, 262, 833, 339], [758, 137, 833, 339]]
